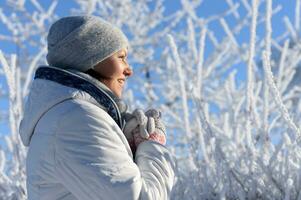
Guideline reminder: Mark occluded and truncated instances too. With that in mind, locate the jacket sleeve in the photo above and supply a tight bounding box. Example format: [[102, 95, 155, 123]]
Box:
[[54, 99, 175, 200]]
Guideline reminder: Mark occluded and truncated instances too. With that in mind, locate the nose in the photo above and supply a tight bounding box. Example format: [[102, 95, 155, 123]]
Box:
[[124, 65, 133, 77]]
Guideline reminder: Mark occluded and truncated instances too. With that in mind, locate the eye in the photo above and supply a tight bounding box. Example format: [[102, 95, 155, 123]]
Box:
[[119, 55, 127, 62]]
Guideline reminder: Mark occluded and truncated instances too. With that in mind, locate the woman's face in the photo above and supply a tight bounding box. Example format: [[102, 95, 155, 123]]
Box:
[[93, 48, 133, 98]]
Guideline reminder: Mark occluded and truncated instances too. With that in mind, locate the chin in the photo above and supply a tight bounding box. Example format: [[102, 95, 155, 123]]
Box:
[[114, 90, 122, 98]]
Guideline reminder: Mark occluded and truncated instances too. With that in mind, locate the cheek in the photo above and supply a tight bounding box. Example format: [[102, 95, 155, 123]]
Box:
[[112, 62, 125, 76], [107, 63, 124, 78], [102, 79, 122, 90], [96, 59, 119, 77]]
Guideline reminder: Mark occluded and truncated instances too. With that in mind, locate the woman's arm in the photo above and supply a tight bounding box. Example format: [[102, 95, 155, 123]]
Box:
[[54, 99, 175, 200]]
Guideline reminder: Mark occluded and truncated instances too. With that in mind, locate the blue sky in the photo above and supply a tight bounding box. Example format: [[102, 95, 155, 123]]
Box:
[[0, 0, 299, 139]]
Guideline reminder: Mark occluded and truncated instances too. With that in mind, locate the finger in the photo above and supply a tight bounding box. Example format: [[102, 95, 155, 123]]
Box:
[[147, 117, 155, 134], [139, 122, 149, 139], [145, 108, 161, 118], [133, 109, 147, 125], [123, 118, 139, 136], [154, 118, 166, 135]]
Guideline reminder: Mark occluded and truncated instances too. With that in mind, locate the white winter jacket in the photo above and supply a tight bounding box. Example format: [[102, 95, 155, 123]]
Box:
[[19, 66, 175, 200]]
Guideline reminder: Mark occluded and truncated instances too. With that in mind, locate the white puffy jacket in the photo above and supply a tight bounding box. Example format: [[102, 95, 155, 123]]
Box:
[[19, 66, 175, 200]]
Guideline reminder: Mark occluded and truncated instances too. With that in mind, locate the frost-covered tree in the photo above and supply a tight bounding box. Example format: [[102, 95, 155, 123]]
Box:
[[1, 0, 301, 199], [164, 0, 301, 199], [0, 1, 57, 199]]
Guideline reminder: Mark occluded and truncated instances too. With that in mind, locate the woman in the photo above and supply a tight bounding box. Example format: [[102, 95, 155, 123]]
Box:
[[19, 16, 175, 200]]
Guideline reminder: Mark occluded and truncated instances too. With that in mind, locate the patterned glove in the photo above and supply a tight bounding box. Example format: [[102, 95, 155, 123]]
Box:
[[123, 109, 151, 152], [144, 108, 166, 145], [123, 108, 166, 153]]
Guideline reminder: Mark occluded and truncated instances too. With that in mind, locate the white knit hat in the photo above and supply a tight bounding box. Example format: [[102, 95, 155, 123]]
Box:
[[46, 15, 129, 72]]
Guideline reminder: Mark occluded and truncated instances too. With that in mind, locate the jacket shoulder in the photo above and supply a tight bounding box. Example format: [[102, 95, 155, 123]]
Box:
[[35, 98, 107, 130], [52, 98, 130, 153], [56, 98, 115, 126]]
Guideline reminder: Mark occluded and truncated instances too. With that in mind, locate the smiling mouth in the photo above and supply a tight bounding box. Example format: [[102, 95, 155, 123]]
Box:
[[118, 78, 125, 85]]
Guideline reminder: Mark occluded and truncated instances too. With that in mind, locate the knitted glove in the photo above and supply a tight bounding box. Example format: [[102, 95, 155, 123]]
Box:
[[123, 109, 151, 152], [144, 108, 166, 145], [123, 108, 166, 153]]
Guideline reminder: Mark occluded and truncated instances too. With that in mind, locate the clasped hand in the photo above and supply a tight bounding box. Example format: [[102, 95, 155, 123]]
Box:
[[123, 108, 166, 153]]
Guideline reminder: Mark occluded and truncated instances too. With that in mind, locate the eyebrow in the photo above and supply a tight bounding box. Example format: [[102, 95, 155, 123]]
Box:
[[118, 49, 127, 57], [122, 51, 127, 57]]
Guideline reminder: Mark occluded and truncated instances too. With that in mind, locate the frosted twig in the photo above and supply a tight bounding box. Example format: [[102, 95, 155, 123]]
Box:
[[16, 66, 22, 123], [240, 0, 251, 13], [30, 0, 45, 13], [233, 4, 281, 35], [191, 93, 247, 194], [196, 26, 207, 99], [187, 18, 198, 62], [283, 16, 298, 41], [46, 0, 58, 18], [251, 81, 261, 130], [181, 0, 198, 21], [220, 18, 239, 50], [207, 29, 219, 48], [0, 51, 16, 100], [226, 0, 240, 19], [277, 40, 289, 89], [0, 9, 16, 35], [265, 0, 272, 63], [167, 35, 191, 138], [196, 118, 209, 164], [22, 47, 46, 98], [0, 150, 5, 173], [257, 157, 285, 196], [204, 43, 230, 78], [267, 114, 281, 134], [234, 96, 245, 121], [204, 3, 239, 25], [284, 179, 293, 200], [9, 54, 17, 136], [0, 34, 13, 41], [295, 0, 301, 32], [262, 51, 301, 141], [262, 0, 272, 147], [245, 0, 258, 148]]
